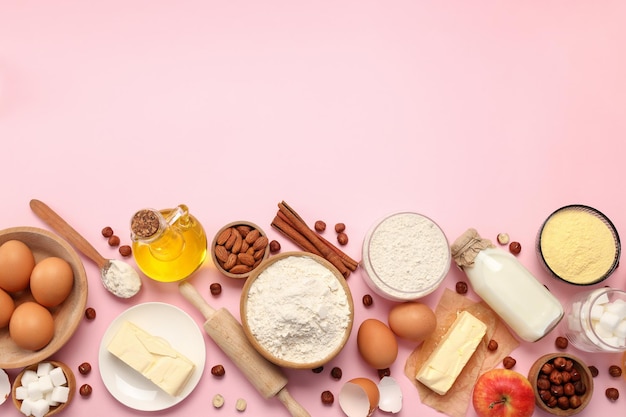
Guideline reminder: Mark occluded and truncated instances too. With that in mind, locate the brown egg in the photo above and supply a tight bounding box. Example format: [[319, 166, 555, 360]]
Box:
[[30, 257, 74, 307], [388, 302, 437, 342], [9, 301, 55, 351], [357, 318, 398, 369], [339, 377, 380, 417], [0, 288, 15, 328], [0, 240, 35, 293]]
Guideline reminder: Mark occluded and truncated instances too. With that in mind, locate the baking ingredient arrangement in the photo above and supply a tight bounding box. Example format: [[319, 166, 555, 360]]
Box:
[[1, 199, 626, 417]]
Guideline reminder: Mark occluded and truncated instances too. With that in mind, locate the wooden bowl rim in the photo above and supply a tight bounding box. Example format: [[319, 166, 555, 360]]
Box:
[[11, 359, 76, 416], [240, 251, 354, 369], [0, 227, 88, 368], [527, 352, 594, 415], [210, 220, 270, 279]]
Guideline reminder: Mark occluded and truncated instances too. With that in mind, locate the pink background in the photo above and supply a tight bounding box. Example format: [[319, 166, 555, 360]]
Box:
[[2, 1, 626, 416]]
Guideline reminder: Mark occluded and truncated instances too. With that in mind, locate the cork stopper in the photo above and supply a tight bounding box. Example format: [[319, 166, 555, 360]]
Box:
[[450, 228, 495, 268], [131, 209, 161, 239]]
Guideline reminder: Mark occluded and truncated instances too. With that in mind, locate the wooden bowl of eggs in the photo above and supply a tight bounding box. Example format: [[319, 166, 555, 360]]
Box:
[[527, 353, 593, 415], [240, 252, 354, 369], [0, 227, 88, 368], [12, 360, 76, 416]]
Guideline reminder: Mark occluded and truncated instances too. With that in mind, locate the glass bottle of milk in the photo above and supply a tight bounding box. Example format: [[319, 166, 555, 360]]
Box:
[[451, 228, 563, 342]]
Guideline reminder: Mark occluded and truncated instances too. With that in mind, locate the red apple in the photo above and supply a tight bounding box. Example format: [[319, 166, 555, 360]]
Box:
[[472, 369, 535, 417]]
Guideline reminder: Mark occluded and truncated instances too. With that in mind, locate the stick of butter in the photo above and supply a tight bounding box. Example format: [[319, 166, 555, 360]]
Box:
[[415, 310, 487, 395], [107, 321, 195, 397]]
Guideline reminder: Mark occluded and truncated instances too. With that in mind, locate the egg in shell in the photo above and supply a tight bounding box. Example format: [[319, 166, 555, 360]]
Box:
[[9, 302, 55, 351], [30, 256, 74, 307], [0, 240, 35, 293], [339, 377, 380, 417], [357, 318, 398, 369], [0, 288, 15, 328], [388, 302, 437, 342]]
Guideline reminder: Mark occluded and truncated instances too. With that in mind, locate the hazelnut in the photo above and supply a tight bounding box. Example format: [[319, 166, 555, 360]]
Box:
[[502, 356, 516, 369], [312, 366, 324, 374], [101, 226, 114, 238], [211, 364, 225, 377], [108, 235, 120, 247], [570, 368, 581, 382], [321, 390, 334, 405], [545, 396, 558, 408], [455, 281, 468, 294], [235, 398, 247, 412], [537, 378, 551, 390], [550, 384, 564, 397], [606, 387, 619, 401], [557, 396, 570, 410], [540, 363, 555, 375], [574, 380, 587, 395], [210, 283, 222, 296], [269, 240, 281, 253], [118, 245, 132, 257], [588, 365, 599, 377], [508, 241, 522, 255], [335, 223, 346, 233], [84, 307, 96, 320], [314, 220, 326, 232], [569, 395, 582, 409], [378, 368, 391, 378], [539, 389, 553, 402], [78, 362, 92, 375], [549, 370, 564, 385], [552, 356, 567, 370], [212, 394, 225, 408], [496, 233, 510, 245], [487, 339, 498, 351], [79, 384, 92, 397], [362, 294, 373, 307], [555, 336, 568, 349], [609, 365, 622, 377], [337, 232, 349, 245], [330, 367, 342, 380], [563, 382, 576, 396]]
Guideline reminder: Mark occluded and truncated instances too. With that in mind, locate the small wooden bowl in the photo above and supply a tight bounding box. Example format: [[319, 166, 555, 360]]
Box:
[[12, 360, 76, 416], [528, 353, 593, 415], [0, 227, 88, 369], [240, 252, 354, 369], [210, 221, 270, 279]]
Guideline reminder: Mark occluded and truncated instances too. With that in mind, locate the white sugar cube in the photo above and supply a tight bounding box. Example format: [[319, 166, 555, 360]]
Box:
[[20, 370, 38, 386], [48, 367, 66, 387], [20, 398, 34, 416], [599, 310, 621, 332], [14, 385, 28, 400], [571, 301, 582, 318], [590, 304, 605, 320], [50, 385, 70, 404], [615, 319, 626, 338], [37, 374, 53, 394], [45, 391, 60, 407], [592, 289, 611, 305], [31, 398, 50, 417], [26, 381, 44, 401], [606, 299, 626, 317], [567, 314, 582, 332], [36, 362, 54, 377]]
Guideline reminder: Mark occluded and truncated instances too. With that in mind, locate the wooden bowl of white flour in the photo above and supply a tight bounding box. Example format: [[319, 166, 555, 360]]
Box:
[[240, 252, 354, 369]]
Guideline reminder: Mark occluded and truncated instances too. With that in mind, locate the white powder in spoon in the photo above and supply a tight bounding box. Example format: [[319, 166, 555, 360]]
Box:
[[102, 259, 142, 298], [245, 255, 352, 364]]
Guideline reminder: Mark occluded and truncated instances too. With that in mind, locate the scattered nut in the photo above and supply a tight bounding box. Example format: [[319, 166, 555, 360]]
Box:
[[330, 367, 342, 380], [119, 245, 132, 257], [362, 294, 373, 307], [455, 281, 468, 294], [101, 226, 114, 238], [609, 365, 622, 377], [78, 362, 92, 375], [211, 364, 225, 377], [212, 393, 225, 408], [235, 398, 247, 412], [79, 384, 92, 397], [588, 365, 599, 377], [84, 307, 96, 320], [321, 390, 334, 405], [555, 336, 569, 349], [210, 283, 222, 296], [378, 368, 391, 378], [314, 220, 326, 232], [312, 366, 324, 374], [487, 339, 498, 351], [108, 235, 121, 247], [335, 223, 346, 233], [606, 387, 619, 401], [508, 241, 522, 255], [496, 233, 510, 245], [269, 240, 281, 253], [337, 232, 349, 245], [503, 356, 516, 369]]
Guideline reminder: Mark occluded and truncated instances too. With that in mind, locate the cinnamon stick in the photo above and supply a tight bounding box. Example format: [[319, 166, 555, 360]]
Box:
[[271, 215, 323, 256], [277, 201, 350, 278]]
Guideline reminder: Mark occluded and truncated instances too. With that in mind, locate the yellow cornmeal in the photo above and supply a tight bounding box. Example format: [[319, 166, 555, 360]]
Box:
[[540, 208, 617, 284]]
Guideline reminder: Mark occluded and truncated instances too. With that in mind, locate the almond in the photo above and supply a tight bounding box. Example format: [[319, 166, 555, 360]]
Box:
[[238, 253, 255, 266], [253, 248, 265, 260], [214, 245, 229, 263], [229, 264, 252, 275], [216, 227, 233, 246], [231, 230, 243, 254], [224, 230, 237, 250], [236, 225, 252, 238], [224, 253, 237, 270], [245, 229, 261, 244], [252, 236, 268, 251]]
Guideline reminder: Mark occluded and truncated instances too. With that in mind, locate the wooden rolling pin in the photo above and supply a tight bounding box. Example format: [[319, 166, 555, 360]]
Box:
[[178, 281, 311, 417]]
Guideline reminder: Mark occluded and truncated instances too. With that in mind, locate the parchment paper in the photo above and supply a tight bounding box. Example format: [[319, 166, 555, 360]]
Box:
[[404, 289, 520, 417]]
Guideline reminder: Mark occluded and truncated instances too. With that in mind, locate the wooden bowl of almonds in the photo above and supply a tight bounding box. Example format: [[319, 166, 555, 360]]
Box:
[[210, 221, 270, 279], [527, 353, 593, 416]]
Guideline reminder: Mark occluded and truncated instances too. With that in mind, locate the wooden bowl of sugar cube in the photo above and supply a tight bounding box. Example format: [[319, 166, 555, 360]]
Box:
[[12, 360, 76, 417]]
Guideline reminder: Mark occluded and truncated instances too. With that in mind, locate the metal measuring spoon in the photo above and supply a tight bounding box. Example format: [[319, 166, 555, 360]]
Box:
[[30, 199, 141, 298]]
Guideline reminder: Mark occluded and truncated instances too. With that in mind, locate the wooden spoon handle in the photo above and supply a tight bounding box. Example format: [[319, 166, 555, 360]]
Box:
[[30, 199, 108, 269], [277, 388, 312, 417]]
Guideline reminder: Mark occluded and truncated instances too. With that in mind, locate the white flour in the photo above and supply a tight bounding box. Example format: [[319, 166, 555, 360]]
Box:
[[363, 212, 450, 298], [102, 259, 142, 298], [245, 255, 351, 364]]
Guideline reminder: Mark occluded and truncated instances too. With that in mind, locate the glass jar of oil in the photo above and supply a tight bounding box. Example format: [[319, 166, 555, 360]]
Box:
[[130, 204, 207, 282]]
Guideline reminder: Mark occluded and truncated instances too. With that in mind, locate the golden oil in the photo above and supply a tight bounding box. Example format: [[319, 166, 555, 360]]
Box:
[[131, 205, 207, 282]]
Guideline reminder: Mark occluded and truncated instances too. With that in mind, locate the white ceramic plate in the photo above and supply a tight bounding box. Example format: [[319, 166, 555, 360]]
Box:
[[98, 302, 206, 411]]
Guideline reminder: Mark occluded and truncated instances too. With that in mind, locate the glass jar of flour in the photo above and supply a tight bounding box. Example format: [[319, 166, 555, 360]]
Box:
[[451, 228, 563, 342]]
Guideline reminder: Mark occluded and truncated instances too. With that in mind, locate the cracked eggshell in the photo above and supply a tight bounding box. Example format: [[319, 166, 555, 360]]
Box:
[[339, 377, 380, 417], [378, 376, 402, 413], [0, 368, 9, 405]]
